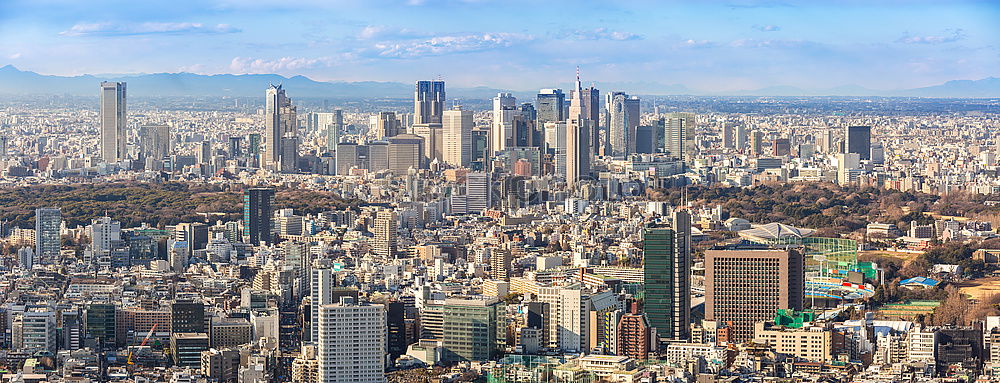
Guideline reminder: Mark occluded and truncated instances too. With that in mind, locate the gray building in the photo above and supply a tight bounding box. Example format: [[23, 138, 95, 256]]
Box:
[[35, 207, 61, 261], [100, 81, 126, 163]]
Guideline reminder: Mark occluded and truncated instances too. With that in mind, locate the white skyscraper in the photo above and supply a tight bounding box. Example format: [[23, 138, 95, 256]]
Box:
[[310, 267, 337, 342], [100, 81, 126, 163], [317, 297, 386, 383], [607, 92, 640, 156], [491, 93, 517, 154], [442, 107, 473, 168]]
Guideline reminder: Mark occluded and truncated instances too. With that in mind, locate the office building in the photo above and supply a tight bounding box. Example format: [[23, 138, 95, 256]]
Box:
[[100, 81, 127, 163], [704, 249, 804, 342], [465, 172, 491, 213], [414, 80, 445, 124], [845, 125, 872, 161], [663, 112, 696, 161], [442, 297, 503, 362], [373, 209, 397, 258], [20, 311, 57, 353], [171, 333, 210, 368], [536, 89, 565, 125], [371, 111, 401, 139], [243, 188, 275, 246], [607, 92, 640, 156], [336, 143, 368, 175], [317, 297, 386, 383], [34, 207, 61, 261], [386, 134, 424, 173], [410, 123, 443, 163], [492, 93, 518, 153], [566, 71, 591, 187], [140, 124, 171, 163], [172, 300, 206, 334], [264, 84, 298, 172], [443, 107, 473, 168], [643, 211, 692, 342], [85, 303, 117, 347]]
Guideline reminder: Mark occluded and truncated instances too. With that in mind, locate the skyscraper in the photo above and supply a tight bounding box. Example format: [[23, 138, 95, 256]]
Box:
[[264, 85, 298, 172], [580, 86, 601, 155], [371, 111, 401, 139], [663, 112, 696, 161], [100, 81, 126, 163], [536, 89, 565, 126], [722, 123, 735, 149], [317, 297, 386, 383], [735, 124, 748, 152], [607, 92, 640, 156], [35, 207, 61, 261], [373, 209, 397, 258], [845, 125, 872, 161], [566, 70, 591, 187], [310, 267, 337, 343], [443, 107, 473, 168], [243, 188, 275, 246], [140, 124, 171, 165], [491, 93, 517, 153], [704, 248, 805, 342], [643, 211, 691, 343], [414, 80, 445, 124]]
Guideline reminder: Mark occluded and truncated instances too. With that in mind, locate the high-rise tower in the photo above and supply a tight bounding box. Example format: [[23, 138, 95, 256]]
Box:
[[35, 208, 61, 262], [264, 85, 298, 172], [243, 188, 275, 245], [414, 80, 445, 124], [643, 211, 692, 343], [566, 68, 591, 187], [100, 81, 126, 163]]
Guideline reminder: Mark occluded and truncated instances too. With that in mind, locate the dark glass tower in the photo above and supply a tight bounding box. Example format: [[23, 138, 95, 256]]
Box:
[[243, 187, 275, 245], [642, 211, 691, 343]]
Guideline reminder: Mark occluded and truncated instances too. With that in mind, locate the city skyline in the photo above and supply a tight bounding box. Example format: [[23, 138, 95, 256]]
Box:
[[0, 0, 997, 92]]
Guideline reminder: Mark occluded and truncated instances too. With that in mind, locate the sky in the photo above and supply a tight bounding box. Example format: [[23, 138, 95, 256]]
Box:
[[1, 0, 998, 92]]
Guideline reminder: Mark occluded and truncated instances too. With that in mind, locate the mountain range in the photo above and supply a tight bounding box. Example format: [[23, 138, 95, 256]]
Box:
[[1, 65, 997, 99]]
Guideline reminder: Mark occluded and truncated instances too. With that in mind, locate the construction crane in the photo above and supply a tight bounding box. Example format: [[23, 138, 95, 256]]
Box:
[[127, 324, 157, 365]]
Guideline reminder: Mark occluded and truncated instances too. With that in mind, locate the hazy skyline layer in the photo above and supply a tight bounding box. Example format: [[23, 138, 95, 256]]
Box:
[[1, 0, 997, 92]]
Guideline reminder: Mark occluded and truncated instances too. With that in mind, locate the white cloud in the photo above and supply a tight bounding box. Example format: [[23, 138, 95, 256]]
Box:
[[229, 56, 334, 73], [369, 33, 532, 58], [897, 29, 964, 44], [754, 25, 781, 32], [356, 25, 425, 40], [560, 28, 642, 41], [7, 53, 22, 59], [60, 22, 241, 37]]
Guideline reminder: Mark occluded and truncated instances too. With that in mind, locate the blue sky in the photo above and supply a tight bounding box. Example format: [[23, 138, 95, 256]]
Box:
[[1, 0, 997, 91]]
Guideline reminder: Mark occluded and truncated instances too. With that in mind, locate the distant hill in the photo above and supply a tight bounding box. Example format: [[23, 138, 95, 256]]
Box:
[[0, 65, 997, 98], [894, 77, 1000, 98]]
